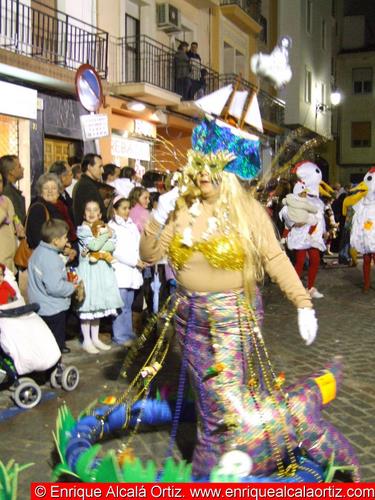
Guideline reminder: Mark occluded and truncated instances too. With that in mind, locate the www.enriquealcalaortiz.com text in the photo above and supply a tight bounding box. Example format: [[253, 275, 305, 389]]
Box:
[[30, 483, 375, 500]]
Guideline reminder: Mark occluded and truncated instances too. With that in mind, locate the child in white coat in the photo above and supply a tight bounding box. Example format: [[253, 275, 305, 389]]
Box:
[[108, 196, 144, 346]]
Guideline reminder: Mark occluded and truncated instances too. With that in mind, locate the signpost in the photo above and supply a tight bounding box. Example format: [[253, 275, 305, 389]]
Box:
[[75, 64, 109, 149]]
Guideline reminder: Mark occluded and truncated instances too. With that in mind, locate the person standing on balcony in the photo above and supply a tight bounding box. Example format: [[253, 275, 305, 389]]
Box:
[[187, 42, 203, 100], [0, 155, 26, 225], [174, 42, 192, 101]]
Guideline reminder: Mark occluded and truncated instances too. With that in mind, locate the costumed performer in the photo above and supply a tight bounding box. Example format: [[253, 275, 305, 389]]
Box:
[[350, 167, 375, 292], [139, 126, 320, 478], [280, 161, 328, 299]]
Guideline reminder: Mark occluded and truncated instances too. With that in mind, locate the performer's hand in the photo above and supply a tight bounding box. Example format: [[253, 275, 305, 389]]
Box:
[[297, 308, 317, 345], [153, 187, 179, 226]]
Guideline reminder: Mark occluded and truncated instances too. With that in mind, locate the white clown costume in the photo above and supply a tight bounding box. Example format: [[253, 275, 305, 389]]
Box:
[[350, 167, 375, 291]]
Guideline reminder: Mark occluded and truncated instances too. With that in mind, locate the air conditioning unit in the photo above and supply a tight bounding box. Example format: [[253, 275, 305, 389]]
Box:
[[157, 3, 181, 32]]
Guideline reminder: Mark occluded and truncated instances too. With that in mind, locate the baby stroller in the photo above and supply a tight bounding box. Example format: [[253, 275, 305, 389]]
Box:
[[0, 273, 79, 409]]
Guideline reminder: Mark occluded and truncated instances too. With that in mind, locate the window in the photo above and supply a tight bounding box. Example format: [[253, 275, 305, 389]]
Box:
[[305, 68, 312, 103], [320, 82, 326, 105], [351, 122, 371, 148], [321, 19, 326, 49], [259, 15, 268, 44], [353, 67, 373, 94], [306, 0, 313, 34]]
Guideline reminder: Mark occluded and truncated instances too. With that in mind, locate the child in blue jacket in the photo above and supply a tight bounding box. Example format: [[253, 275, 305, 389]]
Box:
[[28, 219, 78, 353]]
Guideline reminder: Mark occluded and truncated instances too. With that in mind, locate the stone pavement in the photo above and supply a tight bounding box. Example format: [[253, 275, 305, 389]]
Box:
[[0, 262, 374, 497]]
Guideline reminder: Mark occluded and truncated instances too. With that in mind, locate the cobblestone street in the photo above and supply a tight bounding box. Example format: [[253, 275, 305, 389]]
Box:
[[1, 262, 374, 496]]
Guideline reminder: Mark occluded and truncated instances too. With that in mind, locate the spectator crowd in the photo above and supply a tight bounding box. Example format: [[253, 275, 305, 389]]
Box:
[[0, 151, 369, 366]]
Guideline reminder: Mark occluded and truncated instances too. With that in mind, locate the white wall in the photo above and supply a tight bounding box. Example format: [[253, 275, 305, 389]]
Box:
[[279, 0, 333, 138], [220, 16, 249, 78], [140, 0, 211, 65], [57, 0, 96, 27]]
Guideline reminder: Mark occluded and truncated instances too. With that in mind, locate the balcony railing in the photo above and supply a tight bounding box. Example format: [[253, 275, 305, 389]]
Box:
[[109, 35, 220, 96], [219, 74, 285, 126], [108, 36, 284, 127], [220, 0, 262, 21], [0, 0, 108, 77]]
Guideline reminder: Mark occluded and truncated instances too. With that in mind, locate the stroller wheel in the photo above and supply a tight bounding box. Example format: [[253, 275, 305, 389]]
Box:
[[10, 377, 36, 391], [50, 366, 63, 389], [12, 380, 42, 409], [61, 366, 79, 392]]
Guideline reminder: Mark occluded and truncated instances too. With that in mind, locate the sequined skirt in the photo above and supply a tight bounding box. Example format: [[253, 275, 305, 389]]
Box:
[[174, 287, 295, 478]]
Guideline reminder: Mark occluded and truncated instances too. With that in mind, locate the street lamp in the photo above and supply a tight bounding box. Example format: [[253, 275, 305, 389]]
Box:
[[316, 90, 342, 113], [330, 90, 342, 107]]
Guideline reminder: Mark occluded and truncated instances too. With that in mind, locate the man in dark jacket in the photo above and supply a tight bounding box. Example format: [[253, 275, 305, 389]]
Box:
[[187, 42, 203, 100], [174, 42, 192, 100], [0, 155, 26, 224], [72, 153, 106, 225]]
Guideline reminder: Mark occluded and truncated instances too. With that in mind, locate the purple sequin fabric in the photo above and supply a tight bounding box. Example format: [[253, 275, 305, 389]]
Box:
[[174, 288, 360, 481]]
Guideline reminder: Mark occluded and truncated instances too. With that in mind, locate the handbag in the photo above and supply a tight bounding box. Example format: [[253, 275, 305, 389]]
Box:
[[14, 238, 33, 269], [14, 203, 50, 269]]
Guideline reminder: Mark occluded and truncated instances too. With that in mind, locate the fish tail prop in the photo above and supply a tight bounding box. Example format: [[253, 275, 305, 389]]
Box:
[[287, 356, 360, 482]]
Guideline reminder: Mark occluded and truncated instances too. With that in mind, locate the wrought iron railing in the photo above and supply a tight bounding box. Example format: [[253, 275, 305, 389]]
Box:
[[0, 0, 108, 77], [109, 35, 220, 96], [108, 36, 283, 126], [219, 74, 285, 126], [220, 0, 261, 21]]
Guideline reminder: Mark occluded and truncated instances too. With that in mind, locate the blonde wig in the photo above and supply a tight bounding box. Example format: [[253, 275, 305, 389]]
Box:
[[175, 170, 271, 302]]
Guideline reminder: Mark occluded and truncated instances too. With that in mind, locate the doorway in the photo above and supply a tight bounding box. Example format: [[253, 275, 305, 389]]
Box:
[[44, 137, 79, 171]]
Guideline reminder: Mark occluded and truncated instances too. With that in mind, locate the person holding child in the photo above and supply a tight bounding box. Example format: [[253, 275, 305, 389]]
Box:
[[108, 196, 144, 346], [27, 219, 79, 353], [76, 200, 123, 354]]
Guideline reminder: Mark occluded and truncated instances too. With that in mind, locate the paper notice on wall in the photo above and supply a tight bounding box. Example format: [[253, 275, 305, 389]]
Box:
[[80, 114, 109, 141], [111, 136, 150, 161]]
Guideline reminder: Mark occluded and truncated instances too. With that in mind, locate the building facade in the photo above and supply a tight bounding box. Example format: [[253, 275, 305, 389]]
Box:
[[278, 0, 333, 140], [334, 0, 375, 184], [0, 0, 286, 201]]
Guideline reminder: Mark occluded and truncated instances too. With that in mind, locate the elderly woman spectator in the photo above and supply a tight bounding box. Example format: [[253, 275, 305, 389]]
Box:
[[26, 173, 76, 262], [0, 171, 23, 273]]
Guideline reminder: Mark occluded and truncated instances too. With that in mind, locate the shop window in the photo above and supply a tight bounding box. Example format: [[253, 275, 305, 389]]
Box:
[[353, 67, 373, 94], [351, 121, 371, 148], [0, 115, 19, 157]]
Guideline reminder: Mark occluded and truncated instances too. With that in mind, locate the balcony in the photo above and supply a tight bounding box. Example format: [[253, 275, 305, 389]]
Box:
[[108, 36, 284, 129], [220, 0, 262, 34], [0, 0, 108, 88], [108, 35, 220, 107]]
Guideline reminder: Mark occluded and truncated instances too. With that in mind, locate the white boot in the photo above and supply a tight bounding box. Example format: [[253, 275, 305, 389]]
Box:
[[92, 339, 111, 351], [81, 320, 99, 354], [82, 342, 99, 354], [91, 319, 111, 351], [309, 287, 324, 299]]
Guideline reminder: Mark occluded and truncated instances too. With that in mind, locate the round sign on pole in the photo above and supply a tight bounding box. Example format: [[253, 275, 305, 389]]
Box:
[[75, 64, 103, 113]]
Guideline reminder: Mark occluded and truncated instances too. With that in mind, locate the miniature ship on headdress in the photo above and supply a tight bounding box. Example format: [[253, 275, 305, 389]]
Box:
[[191, 83, 263, 181]]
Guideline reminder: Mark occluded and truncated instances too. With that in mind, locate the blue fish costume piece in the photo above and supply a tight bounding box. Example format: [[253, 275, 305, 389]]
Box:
[[191, 118, 261, 181]]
